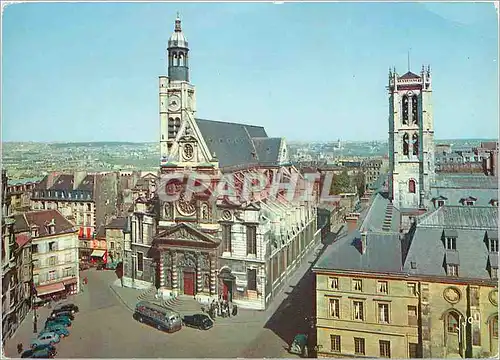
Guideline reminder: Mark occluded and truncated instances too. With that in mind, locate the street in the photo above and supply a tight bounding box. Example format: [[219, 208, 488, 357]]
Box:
[[4, 234, 336, 358]]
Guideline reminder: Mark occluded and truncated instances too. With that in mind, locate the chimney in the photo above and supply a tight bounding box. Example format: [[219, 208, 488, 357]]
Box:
[[346, 213, 360, 233], [73, 171, 87, 190], [360, 231, 367, 254], [46, 173, 56, 189], [48, 218, 56, 234]]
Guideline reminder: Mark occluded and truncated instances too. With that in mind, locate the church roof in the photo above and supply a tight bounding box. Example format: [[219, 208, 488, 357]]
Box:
[[398, 71, 421, 80], [195, 118, 284, 169]]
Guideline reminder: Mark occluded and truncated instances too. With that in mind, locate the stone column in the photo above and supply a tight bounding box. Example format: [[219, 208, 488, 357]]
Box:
[[159, 251, 165, 287], [209, 254, 216, 296], [172, 252, 178, 292], [196, 253, 202, 294]]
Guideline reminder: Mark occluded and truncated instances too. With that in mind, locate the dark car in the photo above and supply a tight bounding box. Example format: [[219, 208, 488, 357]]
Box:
[[49, 310, 75, 320], [21, 344, 56, 358], [55, 303, 79, 314], [182, 313, 213, 330]]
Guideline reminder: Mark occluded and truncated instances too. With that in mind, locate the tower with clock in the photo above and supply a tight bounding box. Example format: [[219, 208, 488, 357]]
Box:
[[387, 65, 435, 211], [159, 14, 199, 164]]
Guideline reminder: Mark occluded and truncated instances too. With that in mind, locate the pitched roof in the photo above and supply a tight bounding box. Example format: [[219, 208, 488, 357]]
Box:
[[51, 175, 74, 190], [77, 175, 94, 191], [313, 230, 403, 274], [23, 210, 76, 237], [7, 177, 44, 186], [429, 188, 498, 209], [432, 174, 498, 189], [417, 206, 498, 230], [359, 193, 400, 233], [398, 71, 421, 80], [106, 217, 128, 230], [195, 118, 283, 168], [12, 213, 30, 233]]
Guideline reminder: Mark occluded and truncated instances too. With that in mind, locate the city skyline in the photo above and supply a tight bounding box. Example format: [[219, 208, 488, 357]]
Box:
[[2, 2, 498, 143]]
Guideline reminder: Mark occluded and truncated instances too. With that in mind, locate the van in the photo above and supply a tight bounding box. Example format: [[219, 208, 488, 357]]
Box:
[[133, 301, 182, 333]]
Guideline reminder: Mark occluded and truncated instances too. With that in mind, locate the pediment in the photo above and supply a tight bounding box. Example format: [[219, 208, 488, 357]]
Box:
[[154, 223, 219, 247], [244, 202, 261, 211], [460, 196, 477, 202], [432, 195, 448, 201]]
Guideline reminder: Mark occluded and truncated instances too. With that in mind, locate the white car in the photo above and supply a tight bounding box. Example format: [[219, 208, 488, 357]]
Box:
[[31, 332, 60, 348]]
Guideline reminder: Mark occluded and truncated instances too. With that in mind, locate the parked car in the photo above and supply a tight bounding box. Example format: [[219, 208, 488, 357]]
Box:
[[133, 300, 182, 333], [79, 262, 90, 271], [55, 303, 79, 314], [21, 345, 56, 358], [182, 313, 214, 330], [96, 263, 105, 270], [41, 323, 70, 338], [31, 332, 60, 348], [289, 333, 309, 358], [45, 316, 71, 327], [49, 310, 75, 320]]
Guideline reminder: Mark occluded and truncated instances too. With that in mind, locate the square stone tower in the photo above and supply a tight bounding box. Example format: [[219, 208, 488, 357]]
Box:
[[387, 65, 435, 210]]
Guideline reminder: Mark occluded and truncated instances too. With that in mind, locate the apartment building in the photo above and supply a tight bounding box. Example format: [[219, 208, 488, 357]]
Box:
[[6, 177, 42, 214], [362, 158, 383, 190], [313, 194, 498, 358], [26, 210, 80, 299], [105, 217, 128, 263]]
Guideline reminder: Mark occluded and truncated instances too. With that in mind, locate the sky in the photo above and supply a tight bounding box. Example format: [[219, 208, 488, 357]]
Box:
[[2, 1, 499, 142]]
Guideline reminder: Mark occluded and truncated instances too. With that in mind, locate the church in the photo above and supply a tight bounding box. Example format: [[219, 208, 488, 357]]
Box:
[[121, 15, 319, 310], [313, 65, 498, 357]]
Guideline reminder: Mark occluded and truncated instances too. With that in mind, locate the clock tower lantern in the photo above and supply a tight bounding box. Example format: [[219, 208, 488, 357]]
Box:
[[159, 14, 197, 163]]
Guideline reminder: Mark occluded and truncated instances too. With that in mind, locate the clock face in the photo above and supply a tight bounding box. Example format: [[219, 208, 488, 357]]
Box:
[[168, 95, 181, 112]]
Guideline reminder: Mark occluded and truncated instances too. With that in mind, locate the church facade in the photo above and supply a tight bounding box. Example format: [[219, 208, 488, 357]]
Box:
[[122, 15, 319, 310]]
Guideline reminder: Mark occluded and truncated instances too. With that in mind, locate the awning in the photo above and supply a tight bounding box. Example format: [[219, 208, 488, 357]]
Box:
[[91, 249, 106, 257], [63, 278, 77, 286], [36, 282, 65, 296]]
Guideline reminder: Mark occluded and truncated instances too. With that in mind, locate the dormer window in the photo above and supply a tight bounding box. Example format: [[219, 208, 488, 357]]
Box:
[[490, 199, 498, 207], [447, 264, 459, 277], [486, 231, 499, 253], [443, 230, 458, 250], [31, 227, 39, 238], [461, 196, 477, 206]]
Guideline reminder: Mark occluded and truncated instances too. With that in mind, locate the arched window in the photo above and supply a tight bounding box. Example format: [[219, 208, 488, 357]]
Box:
[[172, 52, 178, 66], [412, 133, 419, 156], [179, 53, 184, 66], [402, 95, 409, 125], [447, 312, 460, 333], [403, 133, 409, 156], [412, 95, 418, 125], [491, 315, 498, 338], [408, 179, 416, 194]]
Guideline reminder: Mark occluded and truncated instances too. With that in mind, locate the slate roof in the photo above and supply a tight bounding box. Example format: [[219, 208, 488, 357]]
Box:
[[23, 210, 76, 237], [195, 118, 284, 169], [398, 71, 421, 80], [359, 193, 400, 233], [106, 217, 128, 230], [417, 206, 498, 230], [431, 174, 498, 189], [313, 230, 403, 274], [51, 175, 74, 191], [77, 175, 94, 191], [12, 213, 30, 233], [429, 188, 498, 209], [403, 206, 498, 279]]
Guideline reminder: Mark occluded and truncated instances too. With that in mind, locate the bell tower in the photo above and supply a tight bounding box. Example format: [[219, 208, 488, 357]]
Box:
[[387, 64, 435, 210], [159, 14, 197, 164]]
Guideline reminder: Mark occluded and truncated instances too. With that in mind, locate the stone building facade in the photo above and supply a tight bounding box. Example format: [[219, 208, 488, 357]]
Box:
[[121, 15, 319, 310], [6, 177, 42, 214]]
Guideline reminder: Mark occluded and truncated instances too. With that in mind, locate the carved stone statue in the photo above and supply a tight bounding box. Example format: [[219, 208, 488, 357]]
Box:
[[201, 203, 209, 220], [164, 252, 172, 267], [165, 269, 172, 288]]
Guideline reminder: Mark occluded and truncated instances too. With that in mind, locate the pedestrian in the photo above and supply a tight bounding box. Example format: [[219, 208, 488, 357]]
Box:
[[17, 343, 23, 355], [232, 304, 238, 317]]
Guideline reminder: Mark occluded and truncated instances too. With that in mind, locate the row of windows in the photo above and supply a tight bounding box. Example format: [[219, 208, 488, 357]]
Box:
[[436, 199, 498, 207], [328, 297, 418, 325], [33, 267, 76, 285], [328, 277, 418, 296], [221, 224, 258, 256], [329, 335, 406, 357]]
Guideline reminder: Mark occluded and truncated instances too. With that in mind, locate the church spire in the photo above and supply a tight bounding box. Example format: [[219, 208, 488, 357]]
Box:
[[175, 12, 182, 32]]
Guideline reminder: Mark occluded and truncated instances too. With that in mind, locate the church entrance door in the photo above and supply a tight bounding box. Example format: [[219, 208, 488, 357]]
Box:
[[183, 271, 195, 296]]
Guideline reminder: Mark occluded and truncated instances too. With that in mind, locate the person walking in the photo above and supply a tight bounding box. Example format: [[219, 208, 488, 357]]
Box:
[[17, 343, 23, 355]]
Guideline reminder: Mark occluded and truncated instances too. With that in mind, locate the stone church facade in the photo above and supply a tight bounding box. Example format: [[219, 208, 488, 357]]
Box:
[[122, 15, 319, 310]]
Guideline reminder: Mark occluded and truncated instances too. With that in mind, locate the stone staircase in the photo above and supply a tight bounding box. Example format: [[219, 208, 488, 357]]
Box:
[[161, 295, 203, 316], [136, 287, 162, 304], [382, 202, 394, 232]]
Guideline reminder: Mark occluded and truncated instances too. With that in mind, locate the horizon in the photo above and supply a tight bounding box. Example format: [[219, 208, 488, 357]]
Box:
[[2, 2, 499, 142]]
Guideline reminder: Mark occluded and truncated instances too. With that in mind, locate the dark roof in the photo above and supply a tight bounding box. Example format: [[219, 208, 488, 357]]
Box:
[[432, 174, 498, 189], [195, 118, 285, 168], [398, 71, 421, 80], [23, 210, 76, 237], [95, 224, 106, 238], [480, 141, 498, 151], [106, 217, 128, 230], [51, 175, 74, 191], [313, 230, 403, 274], [77, 175, 94, 191], [12, 213, 30, 233], [429, 188, 498, 209], [417, 206, 498, 230]]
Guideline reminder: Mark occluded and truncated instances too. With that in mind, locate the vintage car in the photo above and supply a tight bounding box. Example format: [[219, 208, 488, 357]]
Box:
[[55, 303, 79, 314], [289, 333, 309, 358], [31, 332, 60, 348], [49, 310, 75, 320], [45, 316, 71, 328], [42, 323, 70, 338], [182, 314, 213, 330], [21, 345, 56, 358]]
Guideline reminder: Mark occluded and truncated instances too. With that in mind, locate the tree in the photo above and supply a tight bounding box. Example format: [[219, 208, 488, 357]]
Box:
[[354, 171, 366, 199], [330, 169, 351, 195]]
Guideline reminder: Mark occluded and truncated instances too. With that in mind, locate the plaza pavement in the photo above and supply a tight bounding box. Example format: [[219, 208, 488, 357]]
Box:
[[3, 226, 344, 358]]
